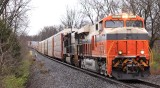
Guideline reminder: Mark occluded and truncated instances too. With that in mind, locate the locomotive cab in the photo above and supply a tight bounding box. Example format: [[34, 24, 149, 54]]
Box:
[[99, 14, 151, 80]]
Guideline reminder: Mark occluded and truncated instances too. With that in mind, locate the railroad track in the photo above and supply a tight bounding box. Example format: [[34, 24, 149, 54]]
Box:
[[32, 49, 160, 88], [137, 80, 160, 88], [124, 79, 160, 88]]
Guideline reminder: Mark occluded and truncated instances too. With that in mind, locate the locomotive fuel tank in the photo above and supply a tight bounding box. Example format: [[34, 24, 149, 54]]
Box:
[[81, 58, 99, 72]]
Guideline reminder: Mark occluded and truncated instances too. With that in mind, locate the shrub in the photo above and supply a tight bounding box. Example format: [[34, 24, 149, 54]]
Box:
[[151, 51, 160, 74], [3, 53, 32, 88]]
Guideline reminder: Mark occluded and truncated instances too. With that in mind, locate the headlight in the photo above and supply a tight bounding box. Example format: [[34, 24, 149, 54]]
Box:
[[118, 51, 123, 55], [140, 50, 144, 54]]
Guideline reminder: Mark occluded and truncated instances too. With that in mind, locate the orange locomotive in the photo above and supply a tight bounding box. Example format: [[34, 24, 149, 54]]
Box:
[[78, 13, 150, 80], [29, 13, 151, 80]]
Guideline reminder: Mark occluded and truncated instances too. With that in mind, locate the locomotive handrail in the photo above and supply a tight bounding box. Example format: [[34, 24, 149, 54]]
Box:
[[107, 41, 116, 63], [106, 41, 116, 76]]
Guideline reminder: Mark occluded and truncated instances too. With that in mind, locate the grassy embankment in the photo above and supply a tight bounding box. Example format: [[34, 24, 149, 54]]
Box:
[[151, 51, 160, 74], [2, 51, 33, 88]]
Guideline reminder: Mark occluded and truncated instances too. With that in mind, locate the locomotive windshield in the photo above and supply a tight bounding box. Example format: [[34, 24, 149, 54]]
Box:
[[106, 21, 123, 28], [126, 21, 143, 27]]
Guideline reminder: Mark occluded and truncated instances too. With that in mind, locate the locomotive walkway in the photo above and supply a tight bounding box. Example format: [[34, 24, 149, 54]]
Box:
[[26, 50, 124, 88]]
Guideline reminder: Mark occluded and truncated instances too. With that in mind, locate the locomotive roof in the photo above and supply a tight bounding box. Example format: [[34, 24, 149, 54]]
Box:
[[102, 14, 144, 21], [54, 28, 78, 36]]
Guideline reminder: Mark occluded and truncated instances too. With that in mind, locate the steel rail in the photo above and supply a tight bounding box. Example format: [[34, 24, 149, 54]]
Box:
[[32, 49, 136, 88], [32, 49, 160, 88], [137, 79, 160, 88]]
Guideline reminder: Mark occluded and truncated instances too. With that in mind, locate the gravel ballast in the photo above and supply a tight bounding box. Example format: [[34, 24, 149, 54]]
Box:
[[27, 50, 160, 88], [27, 50, 124, 88], [140, 75, 160, 86]]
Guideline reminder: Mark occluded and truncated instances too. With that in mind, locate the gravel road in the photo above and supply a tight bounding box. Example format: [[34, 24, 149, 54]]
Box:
[[26, 50, 124, 88]]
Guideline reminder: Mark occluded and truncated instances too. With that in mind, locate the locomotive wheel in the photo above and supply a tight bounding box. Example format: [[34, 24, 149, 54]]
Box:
[[99, 66, 103, 75], [99, 63, 107, 76], [81, 59, 85, 68], [63, 55, 66, 62], [78, 59, 81, 67], [70, 56, 75, 66]]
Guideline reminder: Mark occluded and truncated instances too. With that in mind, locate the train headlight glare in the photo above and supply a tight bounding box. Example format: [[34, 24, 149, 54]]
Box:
[[122, 14, 128, 18], [140, 50, 144, 54], [118, 51, 123, 55]]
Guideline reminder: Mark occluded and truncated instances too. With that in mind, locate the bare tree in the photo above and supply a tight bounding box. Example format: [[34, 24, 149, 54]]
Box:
[[29, 26, 62, 41], [123, 0, 160, 48], [39, 26, 59, 40], [0, 0, 30, 75], [0, 0, 9, 16], [61, 7, 86, 29], [79, 0, 120, 23], [79, 0, 94, 24]]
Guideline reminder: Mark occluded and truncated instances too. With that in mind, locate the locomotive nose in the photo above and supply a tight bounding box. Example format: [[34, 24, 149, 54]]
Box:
[[108, 27, 149, 56], [116, 40, 148, 57]]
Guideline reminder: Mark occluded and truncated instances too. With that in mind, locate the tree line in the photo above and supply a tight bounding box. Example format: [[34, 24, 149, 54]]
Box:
[[30, 0, 160, 48], [0, 0, 30, 80]]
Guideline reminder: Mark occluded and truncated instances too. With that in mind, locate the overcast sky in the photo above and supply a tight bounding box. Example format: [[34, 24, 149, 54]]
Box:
[[27, 0, 78, 35]]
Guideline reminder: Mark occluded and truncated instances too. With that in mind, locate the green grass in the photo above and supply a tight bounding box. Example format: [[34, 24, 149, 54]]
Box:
[[151, 51, 160, 74], [3, 75, 26, 88], [3, 54, 32, 88]]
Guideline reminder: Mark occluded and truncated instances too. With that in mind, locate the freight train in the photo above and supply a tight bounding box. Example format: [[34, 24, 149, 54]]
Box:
[[28, 13, 151, 80]]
